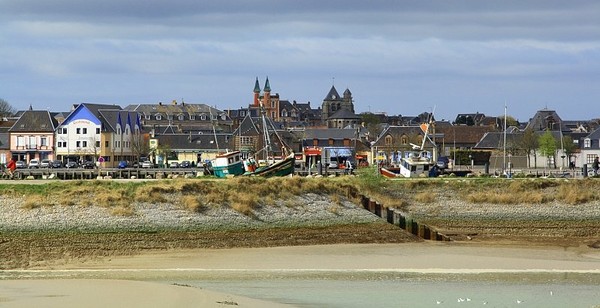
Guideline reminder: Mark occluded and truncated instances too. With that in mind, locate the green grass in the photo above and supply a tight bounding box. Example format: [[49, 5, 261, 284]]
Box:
[[3, 177, 600, 213]]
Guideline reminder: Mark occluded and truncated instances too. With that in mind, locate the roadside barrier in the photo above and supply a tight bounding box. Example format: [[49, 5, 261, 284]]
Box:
[[360, 195, 451, 241]]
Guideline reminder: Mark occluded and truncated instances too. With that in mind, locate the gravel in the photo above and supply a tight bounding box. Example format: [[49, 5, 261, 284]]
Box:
[[0, 194, 380, 232]]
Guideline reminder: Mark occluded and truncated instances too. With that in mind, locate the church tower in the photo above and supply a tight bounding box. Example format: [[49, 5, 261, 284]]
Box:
[[253, 77, 261, 107]]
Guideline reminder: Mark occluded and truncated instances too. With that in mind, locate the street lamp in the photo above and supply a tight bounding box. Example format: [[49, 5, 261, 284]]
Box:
[[468, 154, 473, 170]]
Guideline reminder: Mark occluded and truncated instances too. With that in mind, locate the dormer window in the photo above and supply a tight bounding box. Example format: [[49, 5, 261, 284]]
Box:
[[401, 135, 408, 145], [200, 114, 206, 121], [178, 114, 184, 121], [584, 138, 591, 148], [155, 114, 162, 121], [385, 135, 393, 146]]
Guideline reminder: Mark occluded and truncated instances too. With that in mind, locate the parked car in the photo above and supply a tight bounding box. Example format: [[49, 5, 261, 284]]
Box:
[[141, 161, 153, 168], [179, 160, 191, 168], [82, 161, 95, 169], [328, 161, 339, 169], [65, 161, 79, 169], [15, 161, 26, 169], [28, 159, 40, 168], [437, 156, 450, 170], [50, 160, 64, 168], [117, 161, 128, 169], [169, 161, 179, 168], [40, 159, 51, 168]]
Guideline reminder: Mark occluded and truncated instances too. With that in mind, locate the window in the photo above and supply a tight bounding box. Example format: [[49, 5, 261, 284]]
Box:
[[96, 128, 100, 134], [155, 114, 162, 121], [401, 136, 408, 145], [28, 136, 36, 148], [271, 101, 275, 108], [221, 114, 227, 120], [105, 141, 109, 148], [178, 114, 184, 121], [76, 128, 81, 134], [584, 138, 591, 148], [385, 135, 393, 146], [62, 128, 67, 134], [95, 141, 100, 147], [58, 128, 63, 134], [76, 141, 81, 148], [200, 114, 206, 120], [281, 110, 288, 117], [41, 137, 48, 146], [328, 138, 334, 146], [82, 128, 87, 134], [190, 115, 195, 120], [145, 115, 151, 120], [82, 141, 87, 147], [587, 154, 597, 164], [240, 111, 245, 117], [240, 136, 253, 145]]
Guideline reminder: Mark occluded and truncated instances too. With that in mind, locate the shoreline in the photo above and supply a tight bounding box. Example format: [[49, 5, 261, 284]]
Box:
[[2, 242, 600, 307]]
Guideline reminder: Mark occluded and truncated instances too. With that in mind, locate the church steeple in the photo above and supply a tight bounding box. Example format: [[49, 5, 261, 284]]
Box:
[[263, 76, 271, 92], [253, 77, 261, 93], [253, 77, 261, 107]]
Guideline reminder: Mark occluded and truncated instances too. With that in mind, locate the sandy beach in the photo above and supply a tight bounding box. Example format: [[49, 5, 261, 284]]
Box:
[[2, 242, 600, 307]]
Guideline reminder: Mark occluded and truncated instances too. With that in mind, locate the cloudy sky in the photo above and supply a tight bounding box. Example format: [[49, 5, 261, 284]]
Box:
[[1, 0, 599, 122]]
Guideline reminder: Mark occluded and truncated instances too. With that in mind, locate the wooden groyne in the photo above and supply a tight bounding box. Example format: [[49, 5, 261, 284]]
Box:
[[360, 195, 451, 241]]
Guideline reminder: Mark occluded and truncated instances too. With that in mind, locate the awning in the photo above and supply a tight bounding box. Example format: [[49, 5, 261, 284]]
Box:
[[328, 148, 352, 157], [304, 147, 321, 156]]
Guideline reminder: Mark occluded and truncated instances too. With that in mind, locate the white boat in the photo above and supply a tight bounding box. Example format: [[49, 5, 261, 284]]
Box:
[[380, 116, 438, 178], [398, 148, 435, 177]]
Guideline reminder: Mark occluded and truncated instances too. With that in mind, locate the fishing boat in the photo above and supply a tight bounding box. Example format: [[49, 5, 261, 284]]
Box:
[[244, 102, 295, 177], [379, 166, 402, 178], [211, 150, 245, 178], [207, 106, 246, 178], [379, 116, 437, 178], [247, 152, 295, 177]]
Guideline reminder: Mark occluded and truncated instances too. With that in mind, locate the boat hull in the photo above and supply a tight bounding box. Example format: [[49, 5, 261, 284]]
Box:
[[246, 154, 295, 177], [213, 161, 245, 177]]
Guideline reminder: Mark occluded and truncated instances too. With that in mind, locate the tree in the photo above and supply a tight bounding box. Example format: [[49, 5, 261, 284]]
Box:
[[561, 135, 577, 168], [519, 128, 539, 168], [360, 113, 383, 141], [538, 130, 557, 168], [497, 115, 519, 130], [131, 132, 150, 161], [0, 98, 16, 118]]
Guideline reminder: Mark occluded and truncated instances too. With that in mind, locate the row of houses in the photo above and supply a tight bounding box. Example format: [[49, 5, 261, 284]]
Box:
[[1, 79, 599, 170]]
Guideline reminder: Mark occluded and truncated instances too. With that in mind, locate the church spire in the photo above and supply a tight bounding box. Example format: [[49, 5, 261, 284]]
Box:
[[253, 77, 260, 93], [263, 76, 271, 92]]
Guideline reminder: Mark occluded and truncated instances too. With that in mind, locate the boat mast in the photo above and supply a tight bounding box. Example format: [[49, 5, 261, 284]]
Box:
[[503, 103, 507, 173], [260, 101, 272, 161], [210, 106, 220, 152]]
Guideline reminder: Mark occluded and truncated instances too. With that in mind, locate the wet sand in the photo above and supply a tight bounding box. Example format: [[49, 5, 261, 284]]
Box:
[[2, 242, 600, 307]]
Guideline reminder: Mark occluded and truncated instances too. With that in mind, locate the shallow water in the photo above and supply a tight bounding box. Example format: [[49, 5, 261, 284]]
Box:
[[173, 273, 600, 307], [2, 270, 599, 307]]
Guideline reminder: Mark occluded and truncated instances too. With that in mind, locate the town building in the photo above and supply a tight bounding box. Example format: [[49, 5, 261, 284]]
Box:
[[8, 109, 59, 164], [55, 103, 144, 167]]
